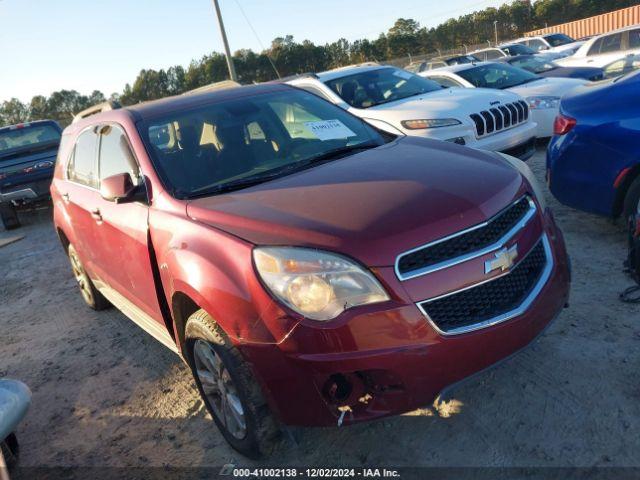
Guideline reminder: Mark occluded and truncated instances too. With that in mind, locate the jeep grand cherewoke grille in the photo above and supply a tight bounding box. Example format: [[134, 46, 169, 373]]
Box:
[[418, 239, 548, 334], [470, 100, 529, 137], [396, 197, 533, 279]]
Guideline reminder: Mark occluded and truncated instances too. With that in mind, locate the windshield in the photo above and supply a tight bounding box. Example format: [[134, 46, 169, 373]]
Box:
[[0, 123, 61, 157], [544, 33, 575, 47], [510, 56, 556, 73], [456, 63, 540, 89], [324, 67, 442, 108], [139, 89, 387, 198], [501, 44, 537, 55]]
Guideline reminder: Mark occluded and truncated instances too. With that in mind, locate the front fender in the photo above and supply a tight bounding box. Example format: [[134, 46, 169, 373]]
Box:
[[149, 208, 299, 346]]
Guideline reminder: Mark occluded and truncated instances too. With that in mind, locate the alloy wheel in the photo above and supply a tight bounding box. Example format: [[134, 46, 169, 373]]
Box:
[[193, 339, 247, 439], [69, 249, 94, 305]]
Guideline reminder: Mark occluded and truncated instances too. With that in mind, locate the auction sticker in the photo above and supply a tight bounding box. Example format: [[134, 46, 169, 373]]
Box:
[[393, 69, 412, 80], [304, 119, 356, 141]]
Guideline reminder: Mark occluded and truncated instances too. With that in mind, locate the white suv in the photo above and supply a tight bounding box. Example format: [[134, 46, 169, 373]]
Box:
[[286, 64, 538, 160], [555, 25, 640, 68]]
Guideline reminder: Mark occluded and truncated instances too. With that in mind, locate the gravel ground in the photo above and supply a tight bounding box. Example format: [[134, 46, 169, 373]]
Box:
[[1, 147, 639, 474]]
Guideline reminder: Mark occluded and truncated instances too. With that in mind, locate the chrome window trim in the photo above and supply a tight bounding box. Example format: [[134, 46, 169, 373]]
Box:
[[417, 234, 553, 336], [395, 196, 536, 281]]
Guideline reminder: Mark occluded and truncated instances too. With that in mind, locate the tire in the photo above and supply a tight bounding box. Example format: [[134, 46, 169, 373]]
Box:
[[0, 202, 20, 230], [185, 309, 280, 458], [623, 176, 640, 226], [67, 244, 111, 310], [1, 433, 19, 470]]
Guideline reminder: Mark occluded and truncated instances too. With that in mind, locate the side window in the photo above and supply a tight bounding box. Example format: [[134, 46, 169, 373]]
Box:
[[67, 129, 98, 188], [588, 38, 603, 56], [600, 33, 622, 53], [528, 39, 546, 51], [98, 125, 140, 185], [628, 29, 640, 49]]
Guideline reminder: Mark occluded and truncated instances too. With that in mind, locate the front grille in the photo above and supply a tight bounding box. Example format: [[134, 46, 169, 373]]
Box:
[[419, 239, 547, 334], [470, 100, 529, 138], [397, 197, 533, 279]]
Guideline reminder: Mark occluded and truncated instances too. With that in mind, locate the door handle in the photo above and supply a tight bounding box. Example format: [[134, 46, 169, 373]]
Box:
[[90, 208, 102, 222], [62, 193, 70, 203]]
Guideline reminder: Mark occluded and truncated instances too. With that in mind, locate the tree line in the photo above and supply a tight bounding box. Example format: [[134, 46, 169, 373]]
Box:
[[1, 0, 637, 127]]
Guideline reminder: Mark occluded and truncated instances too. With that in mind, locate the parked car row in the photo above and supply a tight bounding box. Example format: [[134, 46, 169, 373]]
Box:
[[411, 25, 640, 76], [286, 64, 537, 158], [421, 62, 587, 137]]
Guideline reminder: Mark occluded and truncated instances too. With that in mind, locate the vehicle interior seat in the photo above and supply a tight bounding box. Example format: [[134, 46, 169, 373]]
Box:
[[339, 81, 359, 107], [214, 121, 256, 179]]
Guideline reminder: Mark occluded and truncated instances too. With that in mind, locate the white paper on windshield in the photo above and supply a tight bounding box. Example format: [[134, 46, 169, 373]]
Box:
[[304, 119, 356, 141], [393, 70, 412, 80]]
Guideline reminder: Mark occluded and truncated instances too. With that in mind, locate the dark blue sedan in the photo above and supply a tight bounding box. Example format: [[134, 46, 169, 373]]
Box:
[[547, 71, 640, 221], [498, 55, 604, 81]]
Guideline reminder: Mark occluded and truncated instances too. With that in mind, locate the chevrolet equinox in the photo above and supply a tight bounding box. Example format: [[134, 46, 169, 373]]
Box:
[[51, 84, 570, 457]]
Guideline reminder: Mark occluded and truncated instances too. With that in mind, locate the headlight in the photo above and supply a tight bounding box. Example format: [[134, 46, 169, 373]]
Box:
[[496, 152, 547, 211], [401, 118, 461, 130], [526, 96, 560, 109], [253, 247, 390, 321]]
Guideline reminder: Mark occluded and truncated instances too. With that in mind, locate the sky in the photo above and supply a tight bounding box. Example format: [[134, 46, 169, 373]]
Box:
[[0, 0, 507, 103]]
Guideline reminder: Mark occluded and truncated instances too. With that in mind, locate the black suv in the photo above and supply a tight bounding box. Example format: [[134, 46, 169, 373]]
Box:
[[0, 120, 62, 229]]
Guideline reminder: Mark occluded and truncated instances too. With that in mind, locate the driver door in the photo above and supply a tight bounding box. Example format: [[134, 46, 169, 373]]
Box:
[[90, 123, 164, 325]]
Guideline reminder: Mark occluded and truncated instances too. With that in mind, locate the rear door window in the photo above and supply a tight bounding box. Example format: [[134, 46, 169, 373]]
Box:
[[588, 38, 603, 56], [600, 33, 622, 53], [527, 39, 547, 51], [67, 129, 99, 188], [629, 29, 640, 49], [98, 125, 140, 185]]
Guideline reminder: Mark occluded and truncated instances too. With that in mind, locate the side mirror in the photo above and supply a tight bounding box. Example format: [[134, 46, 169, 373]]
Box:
[[100, 172, 137, 203]]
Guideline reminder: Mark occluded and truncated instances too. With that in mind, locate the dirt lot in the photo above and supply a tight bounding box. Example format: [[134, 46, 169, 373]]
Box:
[[1, 147, 640, 473]]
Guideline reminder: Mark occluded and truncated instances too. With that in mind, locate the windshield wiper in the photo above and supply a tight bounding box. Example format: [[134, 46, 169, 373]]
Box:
[[304, 142, 379, 164], [190, 142, 380, 197]]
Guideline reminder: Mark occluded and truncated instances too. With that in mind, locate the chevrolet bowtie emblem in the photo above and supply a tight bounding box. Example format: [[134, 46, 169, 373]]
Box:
[[485, 245, 518, 274]]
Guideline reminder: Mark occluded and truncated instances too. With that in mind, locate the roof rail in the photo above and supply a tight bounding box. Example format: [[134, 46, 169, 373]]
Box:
[[277, 72, 319, 82], [325, 62, 380, 73], [72, 101, 121, 124], [184, 80, 242, 95]]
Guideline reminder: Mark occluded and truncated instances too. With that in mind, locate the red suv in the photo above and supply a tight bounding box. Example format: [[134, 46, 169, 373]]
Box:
[[51, 84, 570, 457]]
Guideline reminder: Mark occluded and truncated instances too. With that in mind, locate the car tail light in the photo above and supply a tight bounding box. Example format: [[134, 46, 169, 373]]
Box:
[[553, 114, 576, 136]]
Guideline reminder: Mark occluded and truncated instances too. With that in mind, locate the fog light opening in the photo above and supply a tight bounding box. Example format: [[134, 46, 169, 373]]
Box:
[[324, 374, 353, 404]]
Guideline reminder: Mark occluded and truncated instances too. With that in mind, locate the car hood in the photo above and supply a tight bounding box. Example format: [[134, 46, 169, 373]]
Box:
[[186, 137, 524, 267], [549, 41, 585, 53], [361, 87, 523, 124], [507, 77, 587, 98], [541, 66, 603, 80]]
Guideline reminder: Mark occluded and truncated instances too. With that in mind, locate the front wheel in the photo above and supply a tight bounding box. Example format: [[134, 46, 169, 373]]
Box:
[[185, 309, 280, 458]]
